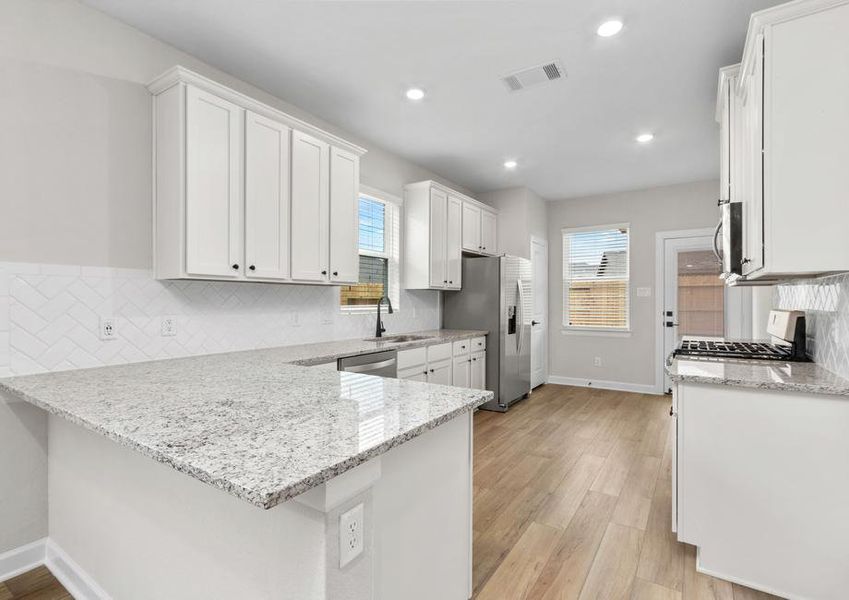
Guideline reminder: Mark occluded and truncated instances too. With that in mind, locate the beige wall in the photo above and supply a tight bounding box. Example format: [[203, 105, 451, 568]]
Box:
[[0, 0, 471, 269], [547, 180, 718, 389]]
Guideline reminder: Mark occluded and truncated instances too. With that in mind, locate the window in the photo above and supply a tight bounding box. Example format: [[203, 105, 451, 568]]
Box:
[[340, 191, 400, 309], [562, 224, 630, 330]]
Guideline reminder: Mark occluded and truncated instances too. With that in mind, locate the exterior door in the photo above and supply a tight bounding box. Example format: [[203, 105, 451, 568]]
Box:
[[291, 130, 329, 281], [185, 85, 243, 277], [329, 147, 360, 284], [429, 188, 448, 288], [244, 111, 290, 280], [461, 201, 481, 252], [446, 195, 463, 289], [480, 210, 497, 255], [530, 236, 548, 388]]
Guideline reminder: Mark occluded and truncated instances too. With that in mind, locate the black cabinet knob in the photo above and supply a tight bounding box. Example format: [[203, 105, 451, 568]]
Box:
[[231, 264, 239, 270], [429, 368, 434, 373], [249, 265, 256, 271], [321, 270, 328, 275], [423, 370, 428, 375], [449, 280, 453, 284], [531, 320, 540, 326], [333, 271, 338, 276]]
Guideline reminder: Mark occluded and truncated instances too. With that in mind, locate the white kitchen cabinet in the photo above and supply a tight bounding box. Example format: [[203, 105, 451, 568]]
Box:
[[461, 198, 497, 256], [452, 356, 471, 388], [470, 350, 486, 390], [245, 111, 290, 280], [398, 367, 428, 382], [149, 66, 366, 283], [427, 360, 453, 386], [290, 130, 330, 282], [718, 1, 849, 281], [329, 146, 360, 284], [184, 86, 244, 278], [404, 181, 496, 289], [480, 209, 497, 255], [461, 201, 481, 252]]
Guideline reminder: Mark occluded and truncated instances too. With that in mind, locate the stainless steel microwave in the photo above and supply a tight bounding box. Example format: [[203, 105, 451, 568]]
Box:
[[715, 200, 742, 279]]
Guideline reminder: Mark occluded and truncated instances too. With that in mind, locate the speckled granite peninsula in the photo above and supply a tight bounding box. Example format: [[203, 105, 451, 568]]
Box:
[[667, 356, 849, 396], [0, 330, 492, 509]]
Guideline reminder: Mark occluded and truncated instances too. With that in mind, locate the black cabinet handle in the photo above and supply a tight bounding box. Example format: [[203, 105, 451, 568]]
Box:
[[472, 357, 477, 361], [449, 280, 453, 284], [333, 271, 338, 276], [249, 265, 256, 271], [429, 368, 434, 373], [531, 320, 540, 326], [321, 270, 328, 275], [423, 370, 428, 375], [232, 264, 239, 270]]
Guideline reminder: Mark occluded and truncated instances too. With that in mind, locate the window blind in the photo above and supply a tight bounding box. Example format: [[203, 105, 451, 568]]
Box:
[[563, 226, 630, 329]]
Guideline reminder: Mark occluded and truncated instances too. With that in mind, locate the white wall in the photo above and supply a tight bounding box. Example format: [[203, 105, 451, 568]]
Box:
[[547, 180, 718, 390], [0, 0, 472, 270], [478, 187, 548, 259]]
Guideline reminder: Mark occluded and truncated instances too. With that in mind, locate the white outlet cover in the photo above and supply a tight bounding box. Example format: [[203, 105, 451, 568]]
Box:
[[160, 316, 177, 337], [636, 287, 652, 298], [99, 317, 117, 341], [339, 503, 364, 568]]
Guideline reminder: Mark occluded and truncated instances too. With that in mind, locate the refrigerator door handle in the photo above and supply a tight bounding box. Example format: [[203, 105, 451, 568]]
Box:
[[516, 278, 525, 354]]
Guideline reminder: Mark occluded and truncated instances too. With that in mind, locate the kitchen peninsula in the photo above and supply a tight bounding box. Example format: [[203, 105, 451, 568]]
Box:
[[0, 332, 492, 600]]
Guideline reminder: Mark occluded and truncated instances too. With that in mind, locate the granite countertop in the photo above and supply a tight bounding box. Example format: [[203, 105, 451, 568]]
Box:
[[0, 330, 493, 509], [268, 329, 488, 366], [667, 356, 849, 396]]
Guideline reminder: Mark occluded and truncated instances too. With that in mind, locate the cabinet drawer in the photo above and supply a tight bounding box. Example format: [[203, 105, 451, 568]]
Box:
[[427, 342, 452, 363], [398, 365, 428, 381], [471, 336, 486, 351], [452, 339, 472, 356], [397, 347, 427, 370]]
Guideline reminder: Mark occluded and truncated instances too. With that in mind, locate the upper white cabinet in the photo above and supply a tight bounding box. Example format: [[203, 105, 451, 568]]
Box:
[[149, 66, 366, 283], [245, 110, 290, 281], [461, 199, 497, 256], [718, 0, 849, 280], [404, 181, 498, 290], [404, 181, 465, 290]]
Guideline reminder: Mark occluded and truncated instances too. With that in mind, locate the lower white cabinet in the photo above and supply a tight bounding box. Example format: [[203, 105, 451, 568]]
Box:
[[452, 357, 471, 388], [470, 351, 486, 390], [427, 360, 453, 386]]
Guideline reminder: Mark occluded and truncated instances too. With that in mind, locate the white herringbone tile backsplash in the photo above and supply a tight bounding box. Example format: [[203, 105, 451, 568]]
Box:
[[774, 273, 849, 380], [0, 262, 440, 377]]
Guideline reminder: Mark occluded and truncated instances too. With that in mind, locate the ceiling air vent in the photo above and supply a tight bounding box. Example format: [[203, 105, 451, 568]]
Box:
[[501, 60, 566, 92]]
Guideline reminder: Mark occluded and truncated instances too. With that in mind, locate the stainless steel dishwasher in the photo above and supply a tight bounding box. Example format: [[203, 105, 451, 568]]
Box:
[[337, 350, 397, 378]]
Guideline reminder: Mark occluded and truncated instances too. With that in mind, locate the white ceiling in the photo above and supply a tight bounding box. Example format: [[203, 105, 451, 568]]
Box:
[[82, 0, 785, 199]]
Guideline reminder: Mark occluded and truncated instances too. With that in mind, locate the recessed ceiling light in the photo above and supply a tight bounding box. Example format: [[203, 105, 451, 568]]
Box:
[[686, 264, 694, 268], [504, 160, 518, 169], [597, 20, 623, 37], [636, 133, 654, 143], [405, 87, 425, 101]]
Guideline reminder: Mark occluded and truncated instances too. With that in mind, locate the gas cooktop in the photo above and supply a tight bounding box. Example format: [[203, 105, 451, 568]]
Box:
[[674, 339, 810, 362]]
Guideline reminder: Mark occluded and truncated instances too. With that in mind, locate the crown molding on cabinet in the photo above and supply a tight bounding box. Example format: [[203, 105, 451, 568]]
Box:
[[714, 64, 740, 123], [147, 66, 367, 157]]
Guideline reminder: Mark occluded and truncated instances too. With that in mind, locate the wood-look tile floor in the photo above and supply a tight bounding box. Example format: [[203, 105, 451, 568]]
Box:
[[0, 566, 72, 600], [472, 384, 784, 600]]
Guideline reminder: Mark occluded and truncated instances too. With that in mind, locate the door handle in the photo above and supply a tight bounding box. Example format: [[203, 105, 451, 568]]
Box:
[[665, 321, 680, 328], [531, 320, 540, 326]]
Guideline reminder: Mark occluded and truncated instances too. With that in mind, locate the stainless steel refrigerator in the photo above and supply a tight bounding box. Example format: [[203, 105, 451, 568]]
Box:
[[443, 255, 532, 412]]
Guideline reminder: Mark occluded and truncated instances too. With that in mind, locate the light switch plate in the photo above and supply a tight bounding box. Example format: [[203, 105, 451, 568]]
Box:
[[636, 287, 652, 297], [339, 503, 364, 568]]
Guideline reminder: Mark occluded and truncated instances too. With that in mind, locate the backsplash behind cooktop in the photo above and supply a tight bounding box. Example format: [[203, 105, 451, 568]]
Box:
[[774, 273, 849, 380]]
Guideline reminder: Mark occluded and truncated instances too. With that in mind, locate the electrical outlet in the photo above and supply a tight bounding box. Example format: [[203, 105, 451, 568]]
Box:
[[593, 356, 602, 367], [160, 316, 177, 337], [99, 317, 117, 341], [339, 503, 364, 568]]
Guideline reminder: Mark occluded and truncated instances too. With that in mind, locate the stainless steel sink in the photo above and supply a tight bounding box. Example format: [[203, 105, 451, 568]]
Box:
[[364, 334, 434, 343]]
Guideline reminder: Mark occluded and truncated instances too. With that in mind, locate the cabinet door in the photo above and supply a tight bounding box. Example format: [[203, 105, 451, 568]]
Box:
[[427, 359, 453, 386], [471, 351, 486, 389], [480, 210, 497, 255], [452, 356, 471, 388], [461, 201, 481, 252], [291, 130, 330, 282], [398, 366, 428, 382], [429, 188, 448, 288], [245, 111, 290, 280], [446, 195, 463, 289], [742, 36, 764, 275], [185, 85, 243, 277], [329, 147, 360, 284]]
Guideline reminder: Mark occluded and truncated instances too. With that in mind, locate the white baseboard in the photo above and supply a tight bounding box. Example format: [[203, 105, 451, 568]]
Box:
[[0, 538, 108, 599], [0, 538, 46, 583], [546, 375, 660, 395]]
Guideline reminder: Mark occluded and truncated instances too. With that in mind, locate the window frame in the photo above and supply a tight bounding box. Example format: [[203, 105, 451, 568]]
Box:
[[339, 185, 402, 313], [561, 223, 631, 334]]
